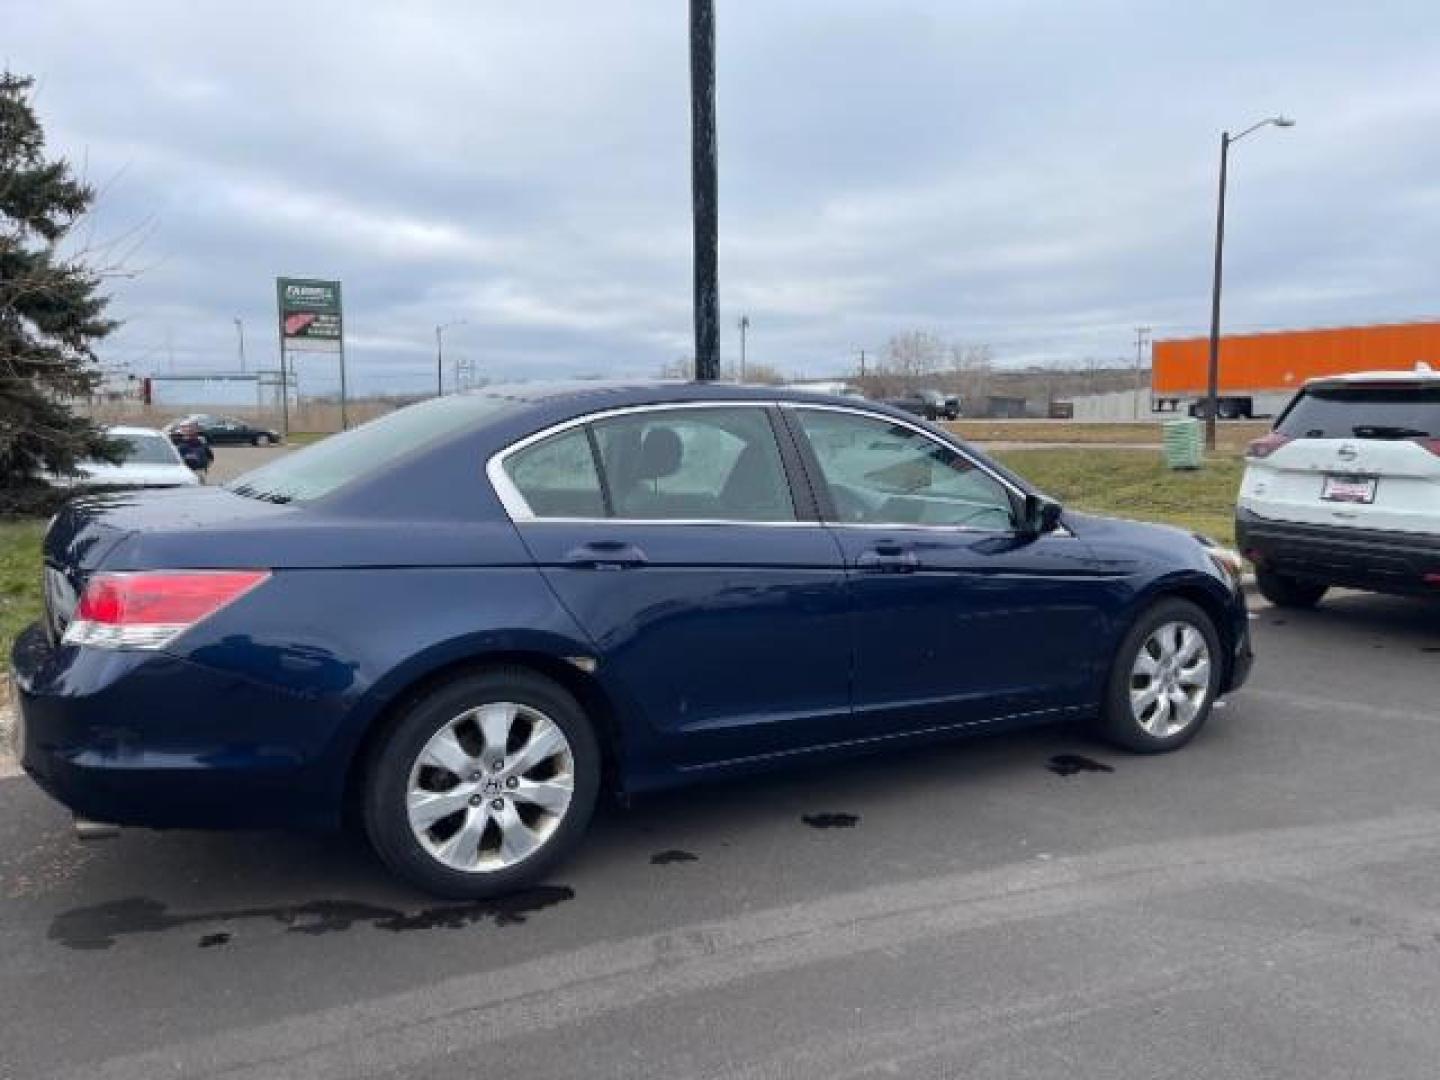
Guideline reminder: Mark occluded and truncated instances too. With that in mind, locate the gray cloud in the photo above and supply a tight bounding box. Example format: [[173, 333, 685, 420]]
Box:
[[8, 0, 1440, 393]]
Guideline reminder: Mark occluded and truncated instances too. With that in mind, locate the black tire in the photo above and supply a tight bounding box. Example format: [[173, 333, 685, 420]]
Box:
[[363, 667, 600, 899], [1096, 598, 1223, 754], [1254, 567, 1327, 608], [253, 434, 270, 447]]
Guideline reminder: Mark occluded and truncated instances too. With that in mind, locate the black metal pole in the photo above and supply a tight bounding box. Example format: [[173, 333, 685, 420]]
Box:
[[690, 0, 719, 381], [1205, 132, 1230, 451]]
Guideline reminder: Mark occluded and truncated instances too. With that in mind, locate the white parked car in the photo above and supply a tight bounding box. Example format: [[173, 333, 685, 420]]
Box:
[[55, 426, 200, 489], [1236, 366, 1440, 606]]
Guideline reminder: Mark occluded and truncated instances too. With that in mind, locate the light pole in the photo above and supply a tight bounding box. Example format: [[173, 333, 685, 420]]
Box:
[[435, 320, 465, 396], [738, 314, 749, 381], [1205, 115, 1294, 449], [233, 317, 246, 373]]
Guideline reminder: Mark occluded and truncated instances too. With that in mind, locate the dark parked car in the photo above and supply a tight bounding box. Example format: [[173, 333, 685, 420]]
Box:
[[13, 382, 1251, 897], [883, 389, 960, 421], [166, 414, 280, 446]]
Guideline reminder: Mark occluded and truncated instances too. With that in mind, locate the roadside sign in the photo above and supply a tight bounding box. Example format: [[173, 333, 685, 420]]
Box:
[[276, 278, 342, 354], [275, 276, 348, 431]]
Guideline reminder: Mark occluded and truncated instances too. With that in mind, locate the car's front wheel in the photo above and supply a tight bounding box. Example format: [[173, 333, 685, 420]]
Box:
[[1254, 567, 1327, 608], [253, 433, 272, 447], [1097, 598, 1222, 753], [363, 667, 600, 898]]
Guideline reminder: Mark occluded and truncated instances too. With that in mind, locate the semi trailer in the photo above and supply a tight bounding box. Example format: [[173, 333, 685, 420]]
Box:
[[1152, 320, 1440, 418]]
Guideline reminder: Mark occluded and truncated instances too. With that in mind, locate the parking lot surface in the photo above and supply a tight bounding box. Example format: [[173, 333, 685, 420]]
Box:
[[204, 443, 294, 484], [2, 592, 1438, 1079]]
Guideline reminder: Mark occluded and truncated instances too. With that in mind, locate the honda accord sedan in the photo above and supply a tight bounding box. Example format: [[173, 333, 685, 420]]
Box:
[[12, 382, 1251, 897]]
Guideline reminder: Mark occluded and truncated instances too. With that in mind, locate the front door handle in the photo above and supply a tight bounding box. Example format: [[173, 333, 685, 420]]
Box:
[[855, 543, 919, 573], [562, 540, 649, 569]]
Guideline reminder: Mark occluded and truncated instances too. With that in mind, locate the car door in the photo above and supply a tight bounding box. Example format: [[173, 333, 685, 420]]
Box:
[[784, 404, 1110, 733], [491, 403, 853, 771]]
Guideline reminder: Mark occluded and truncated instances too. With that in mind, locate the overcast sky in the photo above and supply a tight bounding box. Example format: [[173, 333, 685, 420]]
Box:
[[8, 0, 1440, 394]]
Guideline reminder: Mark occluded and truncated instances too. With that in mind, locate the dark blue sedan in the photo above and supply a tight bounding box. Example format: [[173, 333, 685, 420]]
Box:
[[12, 382, 1252, 897]]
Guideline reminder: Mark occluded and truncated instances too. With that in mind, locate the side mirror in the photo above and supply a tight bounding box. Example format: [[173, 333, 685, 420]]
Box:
[[1020, 493, 1063, 537]]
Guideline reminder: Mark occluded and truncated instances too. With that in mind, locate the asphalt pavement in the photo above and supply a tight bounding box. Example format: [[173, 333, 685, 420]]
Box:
[[204, 443, 294, 484], [2, 590, 1439, 1078]]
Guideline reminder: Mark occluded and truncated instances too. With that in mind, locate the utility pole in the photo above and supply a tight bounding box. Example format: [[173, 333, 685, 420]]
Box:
[[435, 320, 466, 397], [1133, 326, 1151, 419], [435, 325, 444, 396], [738, 314, 749, 381], [689, 0, 719, 381], [234, 317, 247, 373], [859, 348, 867, 379]]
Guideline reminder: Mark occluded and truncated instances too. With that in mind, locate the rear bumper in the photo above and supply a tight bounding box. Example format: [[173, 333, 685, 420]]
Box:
[[1236, 508, 1440, 596], [10, 622, 348, 829]]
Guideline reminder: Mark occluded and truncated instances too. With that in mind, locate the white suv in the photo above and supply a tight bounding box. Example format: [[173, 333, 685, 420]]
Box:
[[1236, 366, 1440, 607]]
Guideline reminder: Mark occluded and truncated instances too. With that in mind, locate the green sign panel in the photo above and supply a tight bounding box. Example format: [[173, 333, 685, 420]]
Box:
[[277, 277, 342, 353]]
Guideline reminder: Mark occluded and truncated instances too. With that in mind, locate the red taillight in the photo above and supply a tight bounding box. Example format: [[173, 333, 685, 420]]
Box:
[[1245, 432, 1292, 459], [65, 570, 270, 650], [1413, 437, 1440, 458]]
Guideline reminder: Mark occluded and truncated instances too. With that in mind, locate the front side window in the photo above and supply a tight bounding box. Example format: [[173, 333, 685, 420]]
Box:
[[590, 407, 796, 522], [795, 409, 1015, 530]]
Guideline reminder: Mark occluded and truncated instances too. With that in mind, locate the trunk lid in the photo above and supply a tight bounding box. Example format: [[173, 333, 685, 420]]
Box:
[[40, 487, 293, 643]]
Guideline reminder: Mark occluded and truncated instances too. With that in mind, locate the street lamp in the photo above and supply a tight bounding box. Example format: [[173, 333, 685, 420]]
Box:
[[435, 320, 466, 396], [1205, 115, 1294, 449]]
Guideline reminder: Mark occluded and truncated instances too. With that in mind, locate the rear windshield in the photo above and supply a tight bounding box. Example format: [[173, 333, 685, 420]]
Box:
[[225, 394, 517, 504], [1276, 385, 1440, 440], [112, 433, 179, 465]]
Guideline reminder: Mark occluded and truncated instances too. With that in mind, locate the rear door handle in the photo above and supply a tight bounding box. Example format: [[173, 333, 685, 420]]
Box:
[[562, 540, 649, 569], [855, 543, 919, 573]]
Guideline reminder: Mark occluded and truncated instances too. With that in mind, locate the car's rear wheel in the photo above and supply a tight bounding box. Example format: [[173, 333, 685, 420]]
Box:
[[1097, 598, 1222, 753], [363, 668, 600, 898], [1254, 567, 1327, 608]]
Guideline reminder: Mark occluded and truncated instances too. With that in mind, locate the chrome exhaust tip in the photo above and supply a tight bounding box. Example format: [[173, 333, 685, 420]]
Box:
[[73, 816, 120, 841]]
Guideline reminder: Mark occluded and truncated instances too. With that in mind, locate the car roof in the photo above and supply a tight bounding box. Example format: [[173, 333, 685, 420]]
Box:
[[105, 425, 167, 438], [461, 379, 879, 410], [1305, 366, 1440, 389]]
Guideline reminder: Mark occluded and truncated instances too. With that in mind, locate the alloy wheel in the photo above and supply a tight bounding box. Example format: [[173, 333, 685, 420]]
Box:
[[405, 701, 575, 873], [1129, 621, 1212, 738]]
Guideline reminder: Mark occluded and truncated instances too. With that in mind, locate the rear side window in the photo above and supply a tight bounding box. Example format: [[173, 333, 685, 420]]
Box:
[[590, 407, 796, 522], [1277, 386, 1440, 439], [505, 428, 606, 518]]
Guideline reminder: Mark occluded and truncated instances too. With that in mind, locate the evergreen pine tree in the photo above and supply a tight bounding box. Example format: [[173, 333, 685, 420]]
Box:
[[1, 70, 120, 491]]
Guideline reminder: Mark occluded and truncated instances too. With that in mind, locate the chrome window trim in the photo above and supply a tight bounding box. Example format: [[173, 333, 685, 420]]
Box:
[[487, 400, 792, 524], [486, 397, 1072, 537]]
